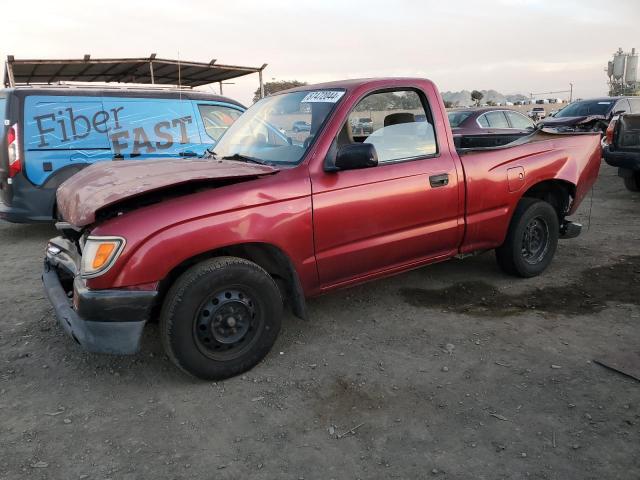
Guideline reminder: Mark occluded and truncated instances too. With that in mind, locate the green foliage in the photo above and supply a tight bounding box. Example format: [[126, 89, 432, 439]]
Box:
[[253, 80, 308, 103], [471, 90, 484, 106], [353, 91, 422, 112]]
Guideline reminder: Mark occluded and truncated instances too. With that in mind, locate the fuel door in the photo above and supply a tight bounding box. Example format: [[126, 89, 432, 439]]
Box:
[[507, 166, 525, 192]]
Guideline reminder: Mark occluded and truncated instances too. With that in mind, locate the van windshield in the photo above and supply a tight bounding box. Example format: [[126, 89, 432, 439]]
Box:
[[212, 89, 344, 165]]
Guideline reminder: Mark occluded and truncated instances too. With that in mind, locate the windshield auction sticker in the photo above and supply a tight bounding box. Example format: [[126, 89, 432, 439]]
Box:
[[301, 91, 345, 103]]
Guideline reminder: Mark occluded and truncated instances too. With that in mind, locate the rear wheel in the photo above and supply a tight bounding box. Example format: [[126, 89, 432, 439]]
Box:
[[495, 198, 559, 278], [623, 172, 640, 192], [160, 257, 283, 380]]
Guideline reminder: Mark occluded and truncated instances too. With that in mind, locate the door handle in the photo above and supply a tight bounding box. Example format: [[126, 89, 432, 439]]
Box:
[[429, 173, 449, 188]]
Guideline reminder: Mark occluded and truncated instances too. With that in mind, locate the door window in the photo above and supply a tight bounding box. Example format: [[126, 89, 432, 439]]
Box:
[[614, 99, 631, 114], [197, 104, 243, 142], [482, 111, 510, 128], [341, 90, 437, 164], [505, 111, 535, 129], [629, 98, 640, 113]]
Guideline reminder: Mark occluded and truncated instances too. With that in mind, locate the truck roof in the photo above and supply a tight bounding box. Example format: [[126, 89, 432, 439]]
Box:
[[0, 85, 244, 106], [276, 77, 438, 95]]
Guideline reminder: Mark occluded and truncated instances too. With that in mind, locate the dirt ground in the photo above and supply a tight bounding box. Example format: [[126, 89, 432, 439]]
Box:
[[0, 163, 638, 480]]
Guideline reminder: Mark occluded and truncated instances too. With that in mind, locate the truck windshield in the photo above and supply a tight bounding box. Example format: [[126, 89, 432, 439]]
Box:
[[212, 89, 344, 165], [555, 100, 613, 118]]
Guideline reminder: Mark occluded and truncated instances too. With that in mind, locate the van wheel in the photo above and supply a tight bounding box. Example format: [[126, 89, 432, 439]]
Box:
[[495, 198, 559, 278], [623, 173, 640, 192], [160, 257, 282, 380]]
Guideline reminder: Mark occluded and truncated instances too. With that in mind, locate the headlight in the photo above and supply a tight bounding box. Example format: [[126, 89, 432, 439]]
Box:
[[81, 236, 126, 278]]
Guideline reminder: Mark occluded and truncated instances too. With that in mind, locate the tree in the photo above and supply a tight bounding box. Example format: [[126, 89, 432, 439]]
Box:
[[486, 100, 497, 107], [253, 80, 307, 103], [443, 100, 454, 109], [471, 90, 484, 106]]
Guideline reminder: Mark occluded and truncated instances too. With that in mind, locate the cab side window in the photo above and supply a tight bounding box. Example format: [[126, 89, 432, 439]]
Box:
[[338, 90, 437, 164]]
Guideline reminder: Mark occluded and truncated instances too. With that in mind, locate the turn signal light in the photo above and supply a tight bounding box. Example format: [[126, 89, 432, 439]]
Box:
[[81, 236, 126, 278], [92, 243, 117, 269]]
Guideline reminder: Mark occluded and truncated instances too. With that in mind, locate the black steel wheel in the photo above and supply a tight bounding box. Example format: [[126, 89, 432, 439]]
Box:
[[160, 257, 282, 380], [521, 217, 550, 265], [496, 198, 559, 278], [193, 288, 260, 360]]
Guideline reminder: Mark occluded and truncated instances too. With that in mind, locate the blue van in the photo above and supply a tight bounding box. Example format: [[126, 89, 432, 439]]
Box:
[[0, 87, 244, 222]]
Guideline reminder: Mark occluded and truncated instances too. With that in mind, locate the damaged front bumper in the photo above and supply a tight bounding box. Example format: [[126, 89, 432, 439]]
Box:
[[42, 237, 157, 355]]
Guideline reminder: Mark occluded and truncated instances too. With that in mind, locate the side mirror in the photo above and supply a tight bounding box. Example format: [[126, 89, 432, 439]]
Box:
[[332, 143, 378, 171]]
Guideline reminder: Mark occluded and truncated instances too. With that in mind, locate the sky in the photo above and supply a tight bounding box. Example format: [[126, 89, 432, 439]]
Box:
[[1, 0, 639, 105]]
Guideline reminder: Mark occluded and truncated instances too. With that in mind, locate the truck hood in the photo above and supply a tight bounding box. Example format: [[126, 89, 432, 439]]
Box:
[[57, 159, 278, 227]]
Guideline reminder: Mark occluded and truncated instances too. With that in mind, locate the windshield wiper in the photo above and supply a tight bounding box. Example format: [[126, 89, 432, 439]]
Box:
[[221, 153, 267, 165], [203, 147, 217, 158]]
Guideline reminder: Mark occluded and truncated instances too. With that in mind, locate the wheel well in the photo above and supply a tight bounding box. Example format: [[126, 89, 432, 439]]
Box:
[[522, 180, 575, 219], [153, 243, 307, 322]]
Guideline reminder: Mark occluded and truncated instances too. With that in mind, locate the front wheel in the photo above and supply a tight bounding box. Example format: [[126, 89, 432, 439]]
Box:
[[495, 198, 559, 278], [623, 173, 640, 192], [160, 257, 283, 380]]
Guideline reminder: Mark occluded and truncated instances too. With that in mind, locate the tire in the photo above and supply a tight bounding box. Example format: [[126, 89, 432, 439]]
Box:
[[623, 173, 640, 192], [495, 198, 559, 278], [160, 257, 283, 380]]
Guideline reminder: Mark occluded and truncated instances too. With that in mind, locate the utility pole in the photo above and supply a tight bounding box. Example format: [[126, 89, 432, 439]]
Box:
[[569, 82, 573, 102]]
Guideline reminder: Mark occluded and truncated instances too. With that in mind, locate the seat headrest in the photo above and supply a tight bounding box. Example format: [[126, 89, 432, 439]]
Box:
[[384, 112, 415, 127]]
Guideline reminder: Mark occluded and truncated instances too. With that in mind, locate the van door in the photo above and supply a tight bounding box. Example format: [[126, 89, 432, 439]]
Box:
[[101, 98, 202, 159], [23, 95, 112, 186]]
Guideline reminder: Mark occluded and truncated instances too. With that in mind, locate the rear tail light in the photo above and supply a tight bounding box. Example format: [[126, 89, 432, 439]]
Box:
[[605, 117, 617, 146], [7, 123, 21, 178]]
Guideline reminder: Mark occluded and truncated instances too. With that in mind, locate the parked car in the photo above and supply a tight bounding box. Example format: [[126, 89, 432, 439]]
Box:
[[291, 120, 311, 132], [528, 107, 547, 120], [448, 108, 535, 148], [540, 96, 640, 133], [603, 113, 640, 191], [351, 117, 373, 134], [448, 107, 535, 135], [0, 86, 244, 223], [43, 78, 601, 380]]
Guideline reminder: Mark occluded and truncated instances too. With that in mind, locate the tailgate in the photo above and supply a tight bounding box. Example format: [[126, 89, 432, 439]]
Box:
[[0, 94, 10, 205], [615, 114, 640, 151]]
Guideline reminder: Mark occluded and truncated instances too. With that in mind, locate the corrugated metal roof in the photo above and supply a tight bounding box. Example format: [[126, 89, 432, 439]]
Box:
[[4, 55, 267, 88]]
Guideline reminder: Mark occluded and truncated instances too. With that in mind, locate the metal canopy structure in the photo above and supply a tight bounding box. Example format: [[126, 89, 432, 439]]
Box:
[[4, 54, 267, 96]]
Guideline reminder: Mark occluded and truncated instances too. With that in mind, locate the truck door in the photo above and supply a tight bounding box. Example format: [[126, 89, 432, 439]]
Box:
[[101, 97, 201, 160], [23, 95, 112, 186], [311, 89, 462, 287]]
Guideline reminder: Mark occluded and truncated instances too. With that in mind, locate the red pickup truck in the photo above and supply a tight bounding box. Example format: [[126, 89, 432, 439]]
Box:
[[43, 78, 601, 380]]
